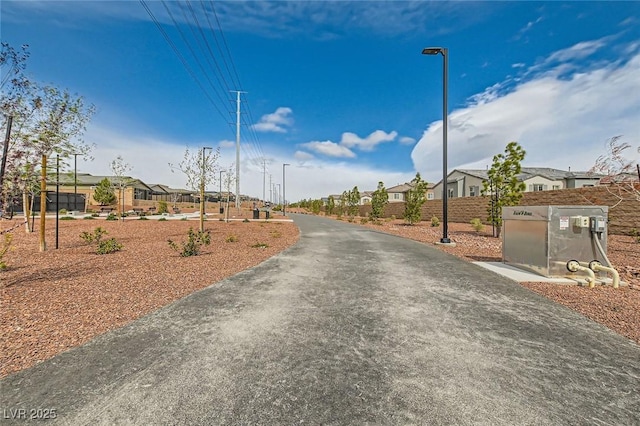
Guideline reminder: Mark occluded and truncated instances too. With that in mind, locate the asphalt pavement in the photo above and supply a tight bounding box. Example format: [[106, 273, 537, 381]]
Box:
[[1, 213, 639, 425]]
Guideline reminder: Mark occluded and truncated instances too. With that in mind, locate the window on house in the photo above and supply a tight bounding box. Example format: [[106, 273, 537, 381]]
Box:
[[469, 186, 479, 197], [447, 188, 454, 198], [552, 185, 561, 190], [530, 184, 546, 192], [394, 193, 400, 199], [427, 193, 434, 200]]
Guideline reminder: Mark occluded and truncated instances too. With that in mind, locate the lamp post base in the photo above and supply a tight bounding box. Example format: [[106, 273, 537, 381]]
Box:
[[436, 238, 456, 247]]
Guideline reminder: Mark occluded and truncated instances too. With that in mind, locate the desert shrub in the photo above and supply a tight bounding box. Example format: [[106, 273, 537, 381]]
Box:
[[270, 230, 282, 238], [96, 238, 123, 255], [168, 228, 211, 257], [180, 217, 188, 221], [360, 217, 369, 224], [138, 216, 149, 220], [251, 242, 268, 248], [59, 208, 68, 214], [60, 216, 75, 220], [158, 200, 168, 214], [158, 217, 167, 221], [348, 216, 355, 223], [83, 216, 95, 220], [630, 228, 640, 243], [0, 234, 13, 270], [470, 218, 484, 232], [91, 213, 99, 217], [390, 215, 396, 221], [243, 218, 250, 223], [226, 235, 238, 243], [80, 227, 122, 254], [106, 213, 117, 221], [430, 216, 440, 227]]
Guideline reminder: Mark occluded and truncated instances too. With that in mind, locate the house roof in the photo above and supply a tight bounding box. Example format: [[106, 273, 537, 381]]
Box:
[[388, 183, 414, 193], [444, 168, 604, 185]]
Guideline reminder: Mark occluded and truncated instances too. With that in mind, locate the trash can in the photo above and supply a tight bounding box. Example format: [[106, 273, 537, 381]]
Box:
[[265, 211, 270, 219], [219, 207, 224, 214], [253, 209, 259, 219]]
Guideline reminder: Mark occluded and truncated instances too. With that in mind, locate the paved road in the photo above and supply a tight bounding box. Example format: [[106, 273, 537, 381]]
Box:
[[2, 214, 639, 425]]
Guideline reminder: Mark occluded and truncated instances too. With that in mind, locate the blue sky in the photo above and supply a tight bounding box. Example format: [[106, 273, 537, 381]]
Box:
[[2, 1, 639, 202]]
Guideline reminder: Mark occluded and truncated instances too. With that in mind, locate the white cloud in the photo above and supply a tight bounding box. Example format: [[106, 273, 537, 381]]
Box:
[[301, 141, 356, 158], [76, 125, 413, 201], [294, 151, 315, 161], [399, 136, 416, 145], [218, 140, 235, 149], [340, 130, 397, 151], [252, 107, 294, 133], [546, 38, 608, 63], [411, 50, 640, 184]]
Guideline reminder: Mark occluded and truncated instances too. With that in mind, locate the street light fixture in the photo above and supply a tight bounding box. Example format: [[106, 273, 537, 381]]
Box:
[[422, 46, 451, 244], [282, 163, 290, 216]]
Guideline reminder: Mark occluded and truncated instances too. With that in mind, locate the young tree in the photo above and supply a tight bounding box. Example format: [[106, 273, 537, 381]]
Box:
[[170, 146, 221, 231], [326, 195, 335, 216], [93, 178, 116, 205], [481, 141, 526, 237], [404, 173, 428, 225], [110, 155, 133, 221], [222, 164, 236, 223], [370, 181, 388, 220], [589, 135, 639, 205], [347, 186, 360, 217]]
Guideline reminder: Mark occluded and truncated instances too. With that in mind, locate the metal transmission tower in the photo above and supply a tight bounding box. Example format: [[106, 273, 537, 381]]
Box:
[[231, 90, 246, 209]]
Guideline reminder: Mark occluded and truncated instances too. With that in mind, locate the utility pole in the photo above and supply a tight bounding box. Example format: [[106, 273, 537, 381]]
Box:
[[262, 158, 267, 206], [230, 90, 246, 209]]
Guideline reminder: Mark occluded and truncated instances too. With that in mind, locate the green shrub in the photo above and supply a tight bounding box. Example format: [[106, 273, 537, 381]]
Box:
[[158, 200, 168, 214], [168, 228, 211, 257], [158, 217, 167, 222], [91, 213, 99, 217], [59, 208, 68, 214], [226, 235, 238, 243], [630, 228, 640, 243], [470, 218, 484, 232], [60, 216, 75, 220], [83, 216, 96, 220], [243, 218, 250, 223], [360, 217, 369, 224], [96, 238, 123, 255], [80, 227, 123, 254], [138, 216, 149, 220], [390, 215, 396, 221], [430, 216, 440, 227], [106, 213, 117, 221]]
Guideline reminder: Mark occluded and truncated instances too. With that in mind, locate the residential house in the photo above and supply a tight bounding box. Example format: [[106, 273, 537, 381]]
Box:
[[387, 182, 436, 202], [431, 168, 604, 199]]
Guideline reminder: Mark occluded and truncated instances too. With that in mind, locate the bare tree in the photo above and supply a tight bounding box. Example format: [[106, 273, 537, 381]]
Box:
[[589, 135, 639, 207], [169, 146, 220, 231], [110, 156, 133, 221]]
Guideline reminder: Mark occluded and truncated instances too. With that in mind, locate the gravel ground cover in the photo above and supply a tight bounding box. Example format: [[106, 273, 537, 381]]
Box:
[[0, 213, 298, 378], [1, 211, 638, 378]]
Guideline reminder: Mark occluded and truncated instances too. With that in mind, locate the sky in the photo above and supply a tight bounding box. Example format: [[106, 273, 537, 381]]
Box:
[[1, 1, 639, 202]]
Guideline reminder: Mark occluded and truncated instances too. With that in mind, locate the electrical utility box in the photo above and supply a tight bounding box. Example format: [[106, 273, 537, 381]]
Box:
[[502, 206, 609, 278]]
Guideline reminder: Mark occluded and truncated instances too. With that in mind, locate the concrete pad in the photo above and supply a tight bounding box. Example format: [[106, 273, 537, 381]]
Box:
[[473, 261, 582, 284]]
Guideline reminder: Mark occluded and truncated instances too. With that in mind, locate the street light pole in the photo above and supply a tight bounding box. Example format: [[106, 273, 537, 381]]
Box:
[[282, 163, 289, 216], [219, 170, 224, 214], [73, 153, 79, 212], [422, 46, 451, 244]]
